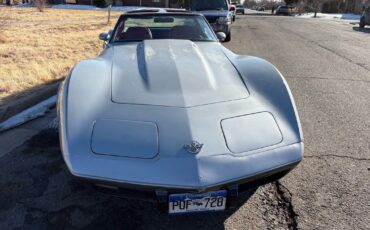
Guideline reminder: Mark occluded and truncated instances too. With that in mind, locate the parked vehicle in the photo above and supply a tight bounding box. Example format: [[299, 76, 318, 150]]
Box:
[[360, 6, 370, 28], [58, 9, 303, 215], [227, 0, 237, 21], [275, 5, 290, 15], [256, 6, 265, 11], [191, 0, 233, 42], [236, 4, 245, 14]]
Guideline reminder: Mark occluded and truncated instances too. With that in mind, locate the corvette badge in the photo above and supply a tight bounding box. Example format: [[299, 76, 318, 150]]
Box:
[[184, 141, 203, 154]]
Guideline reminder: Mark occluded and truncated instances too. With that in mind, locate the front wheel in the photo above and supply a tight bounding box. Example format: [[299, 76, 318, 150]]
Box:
[[224, 32, 231, 42], [359, 17, 365, 28]]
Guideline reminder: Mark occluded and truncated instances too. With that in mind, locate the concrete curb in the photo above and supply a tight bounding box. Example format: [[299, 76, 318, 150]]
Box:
[[0, 82, 60, 123]]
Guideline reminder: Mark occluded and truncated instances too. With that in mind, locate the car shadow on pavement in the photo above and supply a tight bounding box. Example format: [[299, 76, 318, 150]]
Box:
[[352, 26, 370, 33], [0, 130, 256, 230]]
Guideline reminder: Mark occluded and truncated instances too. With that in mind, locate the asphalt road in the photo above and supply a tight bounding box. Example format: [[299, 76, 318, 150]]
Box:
[[225, 11, 370, 229], [1, 12, 369, 230]]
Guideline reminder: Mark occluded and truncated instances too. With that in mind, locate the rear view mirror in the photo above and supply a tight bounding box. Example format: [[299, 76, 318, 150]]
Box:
[[154, 17, 174, 23], [99, 32, 110, 41], [99, 30, 113, 48]]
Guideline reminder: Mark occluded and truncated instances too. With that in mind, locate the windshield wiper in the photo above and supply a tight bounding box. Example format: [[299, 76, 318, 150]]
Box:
[[190, 39, 215, 42]]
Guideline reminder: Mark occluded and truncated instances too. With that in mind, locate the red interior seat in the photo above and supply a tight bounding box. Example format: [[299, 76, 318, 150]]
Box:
[[121, 27, 153, 41]]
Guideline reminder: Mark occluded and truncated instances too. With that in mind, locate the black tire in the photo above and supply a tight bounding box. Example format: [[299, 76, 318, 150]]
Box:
[[224, 33, 231, 42], [359, 17, 365, 28]]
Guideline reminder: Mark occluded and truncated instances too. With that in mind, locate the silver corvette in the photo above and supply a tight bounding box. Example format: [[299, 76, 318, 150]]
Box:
[[58, 9, 303, 214]]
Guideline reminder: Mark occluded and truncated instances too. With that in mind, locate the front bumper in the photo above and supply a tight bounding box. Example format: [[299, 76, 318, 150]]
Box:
[[65, 141, 303, 211], [85, 160, 298, 212], [86, 159, 297, 198]]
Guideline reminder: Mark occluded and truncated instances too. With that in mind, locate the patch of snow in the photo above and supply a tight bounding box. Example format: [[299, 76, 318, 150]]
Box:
[[296, 13, 361, 21], [0, 96, 57, 132], [16, 3, 33, 7]]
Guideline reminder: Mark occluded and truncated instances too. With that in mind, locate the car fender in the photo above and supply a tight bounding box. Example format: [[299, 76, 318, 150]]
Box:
[[222, 47, 303, 142], [58, 49, 113, 173]]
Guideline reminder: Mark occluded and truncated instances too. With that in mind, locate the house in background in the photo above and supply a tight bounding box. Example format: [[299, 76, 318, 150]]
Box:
[[64, 0, 192, 7], [64, 0, 166, 6], [1, 0, 192, 7], [62, 0, 191, 8]]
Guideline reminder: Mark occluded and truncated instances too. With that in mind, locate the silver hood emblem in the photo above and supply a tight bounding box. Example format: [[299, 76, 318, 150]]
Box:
[[184, 141, 203, 154]]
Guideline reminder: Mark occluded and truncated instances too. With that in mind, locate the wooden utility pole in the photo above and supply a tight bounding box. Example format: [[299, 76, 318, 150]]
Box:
[[107, 4, 112, 24]]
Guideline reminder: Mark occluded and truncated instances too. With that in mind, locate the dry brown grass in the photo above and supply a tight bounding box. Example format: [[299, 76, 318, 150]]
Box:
[[0, 34, 6, 44], [0, 7, 121, 105]]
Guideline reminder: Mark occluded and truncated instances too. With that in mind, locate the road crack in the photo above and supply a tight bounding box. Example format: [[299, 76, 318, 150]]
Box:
[[286, 76, 370, 83], [274, 181, 299, 230], [260, 182, 299, 229], [304, 154, 370, 161]]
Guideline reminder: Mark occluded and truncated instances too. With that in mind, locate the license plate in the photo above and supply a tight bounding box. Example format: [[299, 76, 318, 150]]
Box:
[[168, 190, 227, 214]]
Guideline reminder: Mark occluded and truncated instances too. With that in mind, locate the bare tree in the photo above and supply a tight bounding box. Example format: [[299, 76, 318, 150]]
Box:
[[244, 0, 257, 9], [297, 0, 306, 14], [34, 0, 47, 12], [259, 0, 276, 8], [300, 0, 324, 17], [285, 0, 299, 6], [312, 0, 321, 17]]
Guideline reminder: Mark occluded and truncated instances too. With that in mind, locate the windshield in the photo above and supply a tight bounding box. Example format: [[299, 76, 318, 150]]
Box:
[[191, 0, 228, 11], [112, 14, 217, 42]]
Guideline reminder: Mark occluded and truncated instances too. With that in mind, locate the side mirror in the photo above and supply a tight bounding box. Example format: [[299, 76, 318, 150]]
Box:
[[99, 32, 110, 41], [216, 32, 226, 42]]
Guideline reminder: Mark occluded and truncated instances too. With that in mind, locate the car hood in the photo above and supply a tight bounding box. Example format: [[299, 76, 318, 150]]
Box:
[[111, 40, 249, 107]]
